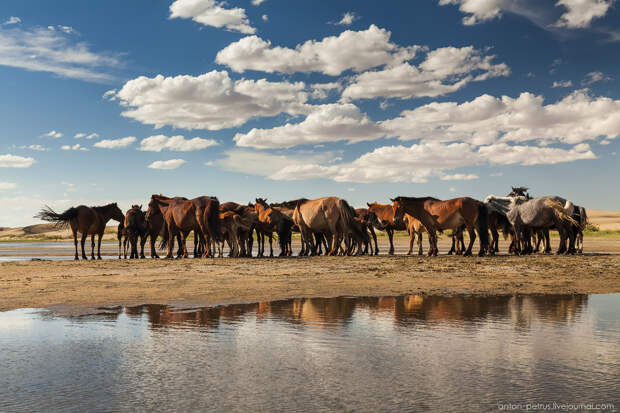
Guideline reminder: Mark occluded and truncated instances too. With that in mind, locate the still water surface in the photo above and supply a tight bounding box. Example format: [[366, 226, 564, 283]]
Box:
[[1, 294, 619, 412]]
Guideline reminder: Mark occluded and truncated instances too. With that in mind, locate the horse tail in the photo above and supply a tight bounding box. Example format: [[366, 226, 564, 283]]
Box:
[[34, 205, 78, 229], [339, 199, 365, 239], [207, 198, 223, 242], [498, 213, 511, 240], [477, 202, 490, 249], [545, 198, 579, 226], [579, 206, 588, 230]]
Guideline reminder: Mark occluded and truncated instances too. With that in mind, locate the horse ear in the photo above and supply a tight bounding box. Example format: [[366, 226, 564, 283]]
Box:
[[367, 202, 371, 207], [390, 198, 395, 202]]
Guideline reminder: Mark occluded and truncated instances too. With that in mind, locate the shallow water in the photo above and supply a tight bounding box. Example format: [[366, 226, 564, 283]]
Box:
[[1, 295, 619, 412]]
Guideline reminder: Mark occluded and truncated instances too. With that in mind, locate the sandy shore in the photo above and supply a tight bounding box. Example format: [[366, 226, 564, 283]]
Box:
[[1, 238, 619, 314]]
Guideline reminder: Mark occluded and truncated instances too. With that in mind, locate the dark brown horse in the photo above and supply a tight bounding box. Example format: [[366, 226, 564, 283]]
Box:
[[36, 203, 124, 260], [391, 197, 489, 256], [255, 198, 293, 257], [123, 205, 147, 259]]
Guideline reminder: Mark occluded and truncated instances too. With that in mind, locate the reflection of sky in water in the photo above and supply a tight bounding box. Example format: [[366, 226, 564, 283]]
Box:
[[1, 295, 619, 412]]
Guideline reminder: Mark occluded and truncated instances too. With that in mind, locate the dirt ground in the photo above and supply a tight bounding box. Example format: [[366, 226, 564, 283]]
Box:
[[1, 237, 619, 314]]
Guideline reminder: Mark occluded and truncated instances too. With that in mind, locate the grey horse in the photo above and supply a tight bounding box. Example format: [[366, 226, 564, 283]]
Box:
[[506, 197, 577, 255]]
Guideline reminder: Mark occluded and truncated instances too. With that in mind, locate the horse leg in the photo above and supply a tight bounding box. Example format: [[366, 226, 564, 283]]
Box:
[[418, 231, 423, 255], [79, 232, 88, 260], [427, 230, 437, 256], [90, 234, 96, 260], [407, 230, 414, 255], [139, 234, 147, 259], [268, 233, 274, 257], [490, 227, 498, 255], [464, 226, 476, 256], [448, 234, 455, 255], [73, 229, 79, 260], [369, 226, 379, 255], [388, 229, 395, 255], [97, 232, 104, 260]]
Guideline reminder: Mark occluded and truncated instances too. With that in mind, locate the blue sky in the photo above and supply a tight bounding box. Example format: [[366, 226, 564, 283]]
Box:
[[1, 0, 619, 226]]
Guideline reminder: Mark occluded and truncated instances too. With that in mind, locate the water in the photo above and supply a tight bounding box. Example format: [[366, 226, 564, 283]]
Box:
[[1, 295, 619, 412]]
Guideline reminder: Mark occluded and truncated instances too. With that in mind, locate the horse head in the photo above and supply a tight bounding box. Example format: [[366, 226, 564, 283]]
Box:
[[110, 203, 124, 223], [509, 187, 529, 198], [390, 197, 405, 226]]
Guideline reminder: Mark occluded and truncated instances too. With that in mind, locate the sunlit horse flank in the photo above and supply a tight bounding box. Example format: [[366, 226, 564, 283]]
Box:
[[35, 203, 124, 260], [391, 196, 489, 257]]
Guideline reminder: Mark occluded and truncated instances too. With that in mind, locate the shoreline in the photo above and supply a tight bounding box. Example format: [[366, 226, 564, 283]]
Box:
[[2, 239, 619, 314]]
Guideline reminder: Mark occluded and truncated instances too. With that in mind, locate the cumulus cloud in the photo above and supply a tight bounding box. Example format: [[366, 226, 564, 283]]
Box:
[[93, 136, 136, 149], [169, 0, 255, 34], [382, 90, 620, 145], [252, 0, 266, 5], [552, 80, 573, 88], [582, 71, 611, 85], [342, 45, 509, 100], [554, 0, 613, 28], [138, 135, 218, 152], [3, 16, 21, 25], [111, 70, 310, 130], [0, 24, 120, 82], [234, 103, 386, 148], [147, 159, 186, 170], [335, 12, 359, 26], [0, 182, 17, 190], [216, 25, 421, 75], [61, 143, 88, 151], [41, 130, 63, 138], [0, 154, 35, 168], [269, 141, 595, 183]]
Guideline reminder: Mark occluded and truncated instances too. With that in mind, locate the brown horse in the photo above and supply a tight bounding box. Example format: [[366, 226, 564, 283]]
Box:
[[391, 196, 489, 256], [404, 214, 425, 256], [221, 202, 256, 257], [366, 202, 406, 255], [123, 205, 147, 259], [36, 203, 124, 260], [255, 198, 293, 257], [271, 199, 308, 256]]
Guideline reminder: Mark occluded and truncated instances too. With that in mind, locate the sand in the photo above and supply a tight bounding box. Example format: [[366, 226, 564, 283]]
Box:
[[1, 237, 619, 314]]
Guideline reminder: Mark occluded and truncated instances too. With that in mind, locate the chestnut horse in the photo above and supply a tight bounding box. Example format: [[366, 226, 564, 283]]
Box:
[[255, 198, 293, 257], [366, 202, 405, 255], [391, 197, 489, 256], [36, 203, 124, 260]]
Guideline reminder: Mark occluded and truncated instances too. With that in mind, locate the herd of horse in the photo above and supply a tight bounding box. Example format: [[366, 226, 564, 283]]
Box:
[[35, 187, 587, 261]]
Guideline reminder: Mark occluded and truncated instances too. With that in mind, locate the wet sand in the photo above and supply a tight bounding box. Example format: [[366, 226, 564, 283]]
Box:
[[1, 238, 619, 314]]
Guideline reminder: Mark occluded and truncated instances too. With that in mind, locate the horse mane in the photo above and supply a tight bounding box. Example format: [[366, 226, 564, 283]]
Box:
[[270, 198, 308, 209], [393, 196, 440, 202], [92, 202, 118, 212]]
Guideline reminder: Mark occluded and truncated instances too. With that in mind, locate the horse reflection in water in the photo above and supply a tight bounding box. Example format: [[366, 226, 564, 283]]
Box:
[[123, 295, 588, 331]]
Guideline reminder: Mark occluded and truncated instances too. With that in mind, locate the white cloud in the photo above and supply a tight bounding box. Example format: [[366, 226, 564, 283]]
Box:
[[112, 70, 310, 130], [262, 14, 268, 21], [138, 135, 218, 152], [216, 25, 420, 75], [61, 143, 88, 151], [0, 154, 35, 168], [552, 80, 573, 88], [490, 171, 504, 176], [440, 0, 613, 29], [582, 71, 611, 85], [169, 0, 255, 34], [21, 144, 48, 151], [0, 24, 120, 82], [440, 173, 479, 180], [234, 103, 386, 149], [41, 130, 63, 138], [215, 149, 339, 177], [3, 16, 21, 25], [252, 0, 266, 5], [75, 132, 99, 139], [0, 182, 17, 190], [102, 89, 117, 100], [93, 136, 136, 149], [342, 45, 509, 100], [554, 0, 613, 28], [269, 141, 596, 183], [382, 90, 620, 145], [147, 159, 186, 170], [335, 12, 359, 26]]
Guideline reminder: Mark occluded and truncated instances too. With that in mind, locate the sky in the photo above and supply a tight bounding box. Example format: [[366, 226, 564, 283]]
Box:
[[1, 0, 619, 227]]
